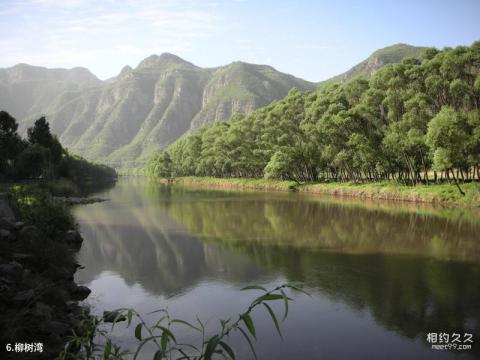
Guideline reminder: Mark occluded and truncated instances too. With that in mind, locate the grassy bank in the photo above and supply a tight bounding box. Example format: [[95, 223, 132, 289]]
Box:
[[175, 176, 298, 191], [300, 182, 480, 206], [171, 177, 480, 206]]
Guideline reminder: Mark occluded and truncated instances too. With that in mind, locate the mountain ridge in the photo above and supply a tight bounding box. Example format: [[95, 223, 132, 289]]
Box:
[[0, 44, 425, 166], [321, 43, 426, 85]]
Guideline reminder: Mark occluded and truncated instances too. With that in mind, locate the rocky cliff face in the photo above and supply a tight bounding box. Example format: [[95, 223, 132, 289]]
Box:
[[0, 54, 315, 167]]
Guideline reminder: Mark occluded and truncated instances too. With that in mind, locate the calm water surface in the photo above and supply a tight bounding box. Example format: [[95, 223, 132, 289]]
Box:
[[74, 178, 480, 359]]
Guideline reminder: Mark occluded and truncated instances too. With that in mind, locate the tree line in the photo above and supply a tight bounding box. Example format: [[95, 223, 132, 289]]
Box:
[[0, 112, 116, 181], [147, 42, 480, 189]]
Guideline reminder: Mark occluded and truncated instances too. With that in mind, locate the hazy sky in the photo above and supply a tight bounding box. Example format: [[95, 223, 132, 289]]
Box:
[[1, 0, 479, 81]]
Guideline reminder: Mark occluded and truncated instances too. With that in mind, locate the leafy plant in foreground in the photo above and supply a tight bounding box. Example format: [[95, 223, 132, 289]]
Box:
[[58, 284, 309, 360]]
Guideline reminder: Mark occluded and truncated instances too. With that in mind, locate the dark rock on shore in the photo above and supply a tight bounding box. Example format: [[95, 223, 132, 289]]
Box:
[[0, 193, 16, 221], [0, 261, 23, 281], [0, 228, 14, 242], [0, 196, 91, 360], [70, 284, 91, 301], [63, 229, 83, 248], [0, 217, 15, 231], [54, 196, 108, 205], [18, 225, 45, 246]]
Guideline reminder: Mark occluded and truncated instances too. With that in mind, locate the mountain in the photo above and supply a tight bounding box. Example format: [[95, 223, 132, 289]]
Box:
[[0, 44, 425, 167], [0, 54, 314, 166], [321, 43, 426, 85], [0, 64, 101, 120]]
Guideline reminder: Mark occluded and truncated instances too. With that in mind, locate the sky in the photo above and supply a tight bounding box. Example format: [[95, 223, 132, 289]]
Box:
[[0, 0, 479, 82]]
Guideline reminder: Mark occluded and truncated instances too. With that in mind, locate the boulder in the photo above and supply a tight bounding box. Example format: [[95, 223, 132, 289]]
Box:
[[0, 217, 15, 231], [33, 301, 53, 321], [12, 253, 34, 261], [40, 287, 69, 305], [70, 284, 91, 301], [12, 289, 35, 304], [0, 195, 16, 222], [0, 261, 23, 281], [14, 221, 25, 230], [40, 320, 69, 335], [63, 230, 83, 246], [18, 225, 44, 246], [45, 265, 74, 281], [0, 229, 15, 242], [0, 280, 15, 301]]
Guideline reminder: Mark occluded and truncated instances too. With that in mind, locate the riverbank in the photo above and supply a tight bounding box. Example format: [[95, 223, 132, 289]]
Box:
[[171, 177, 480, 206], [0, 186, 91, 359]]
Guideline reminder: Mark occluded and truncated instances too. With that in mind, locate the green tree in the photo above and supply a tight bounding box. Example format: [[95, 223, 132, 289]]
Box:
[[14, 144, 50, 179], [0, 111, 25, 175], [426, 107, 469, 193], [27, 116, 64, 164]]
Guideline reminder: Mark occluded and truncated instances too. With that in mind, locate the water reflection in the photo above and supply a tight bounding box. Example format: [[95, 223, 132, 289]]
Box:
[[75, 195, 270, 297], [75, 179, 480, 359]]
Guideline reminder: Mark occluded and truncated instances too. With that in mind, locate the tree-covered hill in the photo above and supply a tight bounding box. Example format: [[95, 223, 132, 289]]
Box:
[[146, 41, 480, 190]]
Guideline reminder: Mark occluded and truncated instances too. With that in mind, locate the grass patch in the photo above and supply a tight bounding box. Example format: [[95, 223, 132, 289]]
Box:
[[301, 181, 480, 206], [166, 177, 480, 207], [175, 176, 298, 191]]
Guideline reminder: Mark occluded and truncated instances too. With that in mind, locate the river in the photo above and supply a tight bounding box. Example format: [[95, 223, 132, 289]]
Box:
[[74, 178, 480, 359]]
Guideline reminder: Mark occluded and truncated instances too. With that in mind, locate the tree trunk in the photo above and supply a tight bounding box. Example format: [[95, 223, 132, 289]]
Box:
[[450, 169, 465, 196]]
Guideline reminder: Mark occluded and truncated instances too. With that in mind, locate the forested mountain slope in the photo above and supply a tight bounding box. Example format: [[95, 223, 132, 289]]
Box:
[[0, 44, 436, 167], [147, 42, 480, 186]]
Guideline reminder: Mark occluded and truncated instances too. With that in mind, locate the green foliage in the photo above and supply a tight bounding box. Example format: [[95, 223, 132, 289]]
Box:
[[0, 111, 116, 182], [147, 41, 480, 192], [58, 153, 117, 181], [14, 144, 51, 179], [28, 116, 64, 164], [145, 152, 172, 178], [10, 185, 75, 237], [0, 110, 26, 177], [59, 284, 308, 360]]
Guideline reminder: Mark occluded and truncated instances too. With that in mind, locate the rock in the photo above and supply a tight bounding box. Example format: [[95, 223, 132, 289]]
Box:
[[0, 229, 15, 242], [46, 265, 74, 281], [0, 281, 15, 301], [65, 300, 77, 309], [103, 310, 126, 323], [0, 195, 16, 221], [12, 289, 35, 304], [0, 261, 23, 281], [22, 268, 31, 278], [33, 302, 53, 321], [40, 320, 69, 335], [40, 287, 69, 305], [63, 230, 83, 246], [14, 221, 25, 230], [0, 217, 15, 231], [18, 225, 44, 246], [70, 285, 91, 300], [54, 196, 108, 205], [12, 253, 34, 261]]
